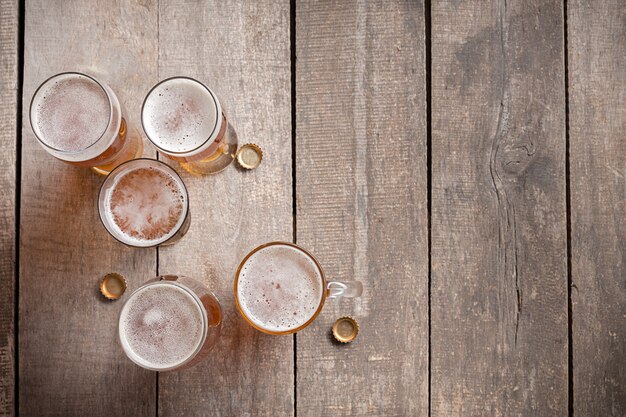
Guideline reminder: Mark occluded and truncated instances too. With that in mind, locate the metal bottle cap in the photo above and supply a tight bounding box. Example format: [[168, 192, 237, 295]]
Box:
[[99, 273, 127, 300], [332, 317, 359, 343], [236, 143, 263, 169]]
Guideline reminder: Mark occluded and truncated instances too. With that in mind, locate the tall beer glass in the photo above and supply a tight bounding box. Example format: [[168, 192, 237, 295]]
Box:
[[141, 76, 237, 175], [234, 242, 363, 335], [29, 72, 143, 175], [98, 159, 190, 248], [118, 275, 222, 371]]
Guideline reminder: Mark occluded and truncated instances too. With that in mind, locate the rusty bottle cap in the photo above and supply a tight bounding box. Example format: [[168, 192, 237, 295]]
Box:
[[332, 317, 359, 343], [236, 143, 263, 169], [100, 273, 127, 300]]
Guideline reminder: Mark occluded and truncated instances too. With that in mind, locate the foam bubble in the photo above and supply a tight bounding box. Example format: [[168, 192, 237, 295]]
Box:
[[32, 74, 110, 152], [237, 244, 324, 333], [142, 78, 218, 153], [119, 283, 205, 369], [106, 166, 185, 245]]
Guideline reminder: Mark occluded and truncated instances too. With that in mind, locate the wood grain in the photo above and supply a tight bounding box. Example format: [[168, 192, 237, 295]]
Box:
[[0, 0, 18, 415], [156, 1, 294, 415], [295, 1, 428, 415], [20, 1, 157, 415], [431, 0, 568, 414], [568, 1, 626, 415]]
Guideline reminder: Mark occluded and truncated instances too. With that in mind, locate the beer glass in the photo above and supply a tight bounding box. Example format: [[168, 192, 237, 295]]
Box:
[[234, 242, 363, 335], [98, 159, 190, 248], [118, 275, 222, 371], [141, 76, 238, 175], [29, 72, 143, 175]]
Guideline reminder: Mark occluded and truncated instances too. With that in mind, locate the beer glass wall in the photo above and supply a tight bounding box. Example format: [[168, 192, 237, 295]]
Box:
[[30, 72, 143, 175]]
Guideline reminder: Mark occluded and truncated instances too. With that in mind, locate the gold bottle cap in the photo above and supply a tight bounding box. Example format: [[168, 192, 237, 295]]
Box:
[[332, 317, 359, 343], [236, 143, 263, 169], [99, 273, 127, 300]]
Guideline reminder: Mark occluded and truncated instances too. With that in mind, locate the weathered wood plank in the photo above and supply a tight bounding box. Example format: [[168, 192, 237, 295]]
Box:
[[568, 1, 626, 415], [0, 0, 18, 415], [431, 0, 568, 414], [20, 1, 157, 415], [156, 1, 293, 416], [295, 1, 428, 415]]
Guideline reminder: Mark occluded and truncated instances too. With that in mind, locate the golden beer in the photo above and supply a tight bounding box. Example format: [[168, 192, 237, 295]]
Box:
[[142, 76, 237, 175], [119, 276, 222, 371], [235, 242, 364, 335], [98, 159, 190, 248], [30, 72, 142, 175]]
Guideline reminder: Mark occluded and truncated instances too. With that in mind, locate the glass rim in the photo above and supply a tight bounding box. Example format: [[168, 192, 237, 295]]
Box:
[[233, 241, 328, 336], [141, 75, 222, 156], [29, 71, 117, 155], [118, 279, 209, 372], [97, 158, 191, 249]]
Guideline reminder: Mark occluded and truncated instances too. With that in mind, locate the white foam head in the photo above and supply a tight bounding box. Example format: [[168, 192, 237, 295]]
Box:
[[236, 244, 324, 333], [142, 77, 221, 155], [119, 282, 206, 370], [30, 73, 111, 152], [99, 160, 188, 247]]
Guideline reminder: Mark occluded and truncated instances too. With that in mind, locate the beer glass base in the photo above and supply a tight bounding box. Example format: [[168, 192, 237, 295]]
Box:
[[178, 124, 238, 175], [91, 128, 144, 175]]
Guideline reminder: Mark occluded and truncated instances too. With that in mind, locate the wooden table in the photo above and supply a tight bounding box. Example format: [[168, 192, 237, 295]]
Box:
[[1, 0, 624, 415]]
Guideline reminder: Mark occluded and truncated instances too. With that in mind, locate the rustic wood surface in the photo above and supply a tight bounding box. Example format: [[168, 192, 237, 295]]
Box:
[[431, 0, 568, 414], [155, 1, 293, 416], [295, 0, 428, 415], [568, 1, 626, 416], [19, 0, 157, 415], [0, 1, 18, 416], [0, 0, 622, 416]]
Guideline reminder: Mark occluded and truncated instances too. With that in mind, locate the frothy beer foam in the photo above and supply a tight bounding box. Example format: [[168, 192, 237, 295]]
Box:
[[119, 283, 205, 369], [32, 74, 110, 152], [237, 244, 324, 333], [142, 78, 218, 153], [107, 166, 185, 245]]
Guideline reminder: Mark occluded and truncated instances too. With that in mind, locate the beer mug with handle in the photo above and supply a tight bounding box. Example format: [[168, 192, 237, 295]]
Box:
[[98, 159, 191, 248], [30, 72, 143, 175], [141, 76, 238, 175], [118, 275, 222, 371], [234, 242, 363, 335]]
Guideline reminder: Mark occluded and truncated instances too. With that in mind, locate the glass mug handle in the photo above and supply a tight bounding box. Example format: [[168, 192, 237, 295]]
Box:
[[326, 280, 363, 298]]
